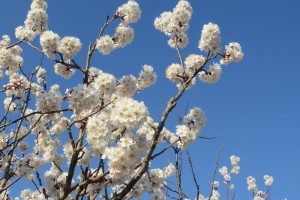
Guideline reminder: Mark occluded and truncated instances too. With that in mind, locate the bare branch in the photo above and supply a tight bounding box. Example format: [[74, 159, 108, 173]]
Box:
[[175, 149, 183, 200], [0, 109, 71, 129], [186, 148, 200, 199], [208, 143, 226, 199]]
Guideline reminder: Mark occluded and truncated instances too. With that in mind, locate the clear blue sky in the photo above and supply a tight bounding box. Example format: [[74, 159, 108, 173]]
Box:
[[0, 0, 299, 199]]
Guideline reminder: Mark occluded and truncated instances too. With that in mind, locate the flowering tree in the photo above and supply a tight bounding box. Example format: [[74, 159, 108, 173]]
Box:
[[0, 0, 273, 199]]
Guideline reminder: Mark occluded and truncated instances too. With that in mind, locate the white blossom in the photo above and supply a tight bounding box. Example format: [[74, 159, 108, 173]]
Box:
[[4, 74, 28, 97], [263, 175, 273, 186], [91, 72, 116, 101], [86, 111, 114, 155], [0, 35, 23, 75], [18, 142, 29, 153], [117, 75, 137, 97], [247, 176, 258, 192], [69, 83, 100, 114], [199, 63, 222, 84], [230, 155, 241, 166], [31, 0, 48, 10], [166, 63, 184, 83], [15, 26, 35, 41], [111, 97, 148, 130], [151, 188, 166, 200], [4, 97, 16, 112], [96, 35, 114, 55], [221, 42, 244, 65], [212, 181, 220, 189], [230, 165, 240, 174], [24, 3, 48, 34], [199, 22, 221, 52], [150, 169, 165, 188], [185, 54, 205, 71], [0, 132, 8, 149], [137, 65, 157, 91], [219, 166, 228, 176], [54, 63, 75, 79], [36, 67, 46, 83], [184, 107, 207, 133], [58, 36, 82, 59], [168, 32, 189, 49], [163, 163, 176, 177], [36, 84, 62, 113], [154, 0, 192, 36], [117, 0, 141, 26], [113, 26, 134, 48], [40, 30, 60, 58], [176, 124, 196, 149]]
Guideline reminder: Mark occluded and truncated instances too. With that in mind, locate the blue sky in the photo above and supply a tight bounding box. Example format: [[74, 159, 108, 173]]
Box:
[[1, 0, 299, 199]]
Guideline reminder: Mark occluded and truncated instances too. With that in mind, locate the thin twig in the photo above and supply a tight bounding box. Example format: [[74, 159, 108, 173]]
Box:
[[0, 109, 71, 129], [26, 41, 44, 54], [112, 49, 214, 200], [151, 138, 180, 160], [208, 143, 226, 199], [186, 148, 200, 199], [175, 149, 183, 200], [6, 40, 23, 49], [174, 36, 184, 67], [84, 15, 117, 83]]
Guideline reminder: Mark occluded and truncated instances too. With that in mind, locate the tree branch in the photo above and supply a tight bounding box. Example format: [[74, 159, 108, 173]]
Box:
[[186, 148, 200, 200]]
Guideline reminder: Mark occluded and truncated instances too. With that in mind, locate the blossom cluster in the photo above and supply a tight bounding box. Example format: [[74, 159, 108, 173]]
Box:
[[39, 30, 59, 58], [15, 0, 48, 41], [154, 1, 244, 88], [154, 0, 192, 48], [96, 0, 141, 55], [115, 68, 157, 97], [137, 65, 157, 91], [197, 183, 221, 200], [0, 0, 254, 199], [220, 42, 244, 65], [117, 0, 141, 26], [199, 63, 222, 83], [173, 107, 206, 149], [198, 23, 221, 53], [40, 30, 82, 60], [164, 22, 243, 89], [4, 73, 28, 97], [35, 84, 62, 113], [247, 175, 274, 200], [218, 155, 240, 191], [0, 35, 23, 76]]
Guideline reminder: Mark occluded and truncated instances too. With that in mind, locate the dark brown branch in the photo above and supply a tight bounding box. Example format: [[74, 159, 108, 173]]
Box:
[[69, 97, 117, 128], [175, 149, 183, 200], [151, 138, 180, 160], [1, 67, 39, 190], [54, 59, 85, 74], [208, 143, 225, 199], [112, 50, 214, 200], [60, 125, 86, 200], [186, 148, 200, 200], [0, 95, 16, 126], [35, 170, 50, 199], [84, 15, 117, 84], [6, 40, 23, 49], [0, 109, 71, 129], [198, 135, 217, 140], [0, 177, 20, 193], [163, 183, 189, 199]]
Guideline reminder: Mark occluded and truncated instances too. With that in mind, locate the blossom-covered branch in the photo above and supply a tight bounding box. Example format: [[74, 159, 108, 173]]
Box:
[[0, 0, 275, 200]]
